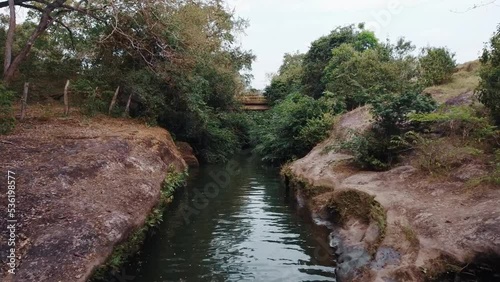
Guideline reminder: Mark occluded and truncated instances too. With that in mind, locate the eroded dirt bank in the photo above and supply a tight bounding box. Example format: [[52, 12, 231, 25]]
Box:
[[0, 111, 188, 282], [285, 106, 500, 281]]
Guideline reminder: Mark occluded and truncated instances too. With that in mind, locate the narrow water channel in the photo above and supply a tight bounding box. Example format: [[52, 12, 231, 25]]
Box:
[[125, 152, 337, 281]]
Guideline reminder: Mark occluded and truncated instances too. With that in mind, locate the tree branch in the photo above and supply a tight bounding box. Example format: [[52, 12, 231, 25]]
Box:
[[450, 0, 498, 13]]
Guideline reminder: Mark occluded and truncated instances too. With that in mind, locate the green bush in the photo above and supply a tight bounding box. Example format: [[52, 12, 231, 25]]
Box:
[[410, 106, 497, 142], [72, 79, 111, 117], [0, 84, 15, 134], [322, 44, 407, 111], [371, 89, 437, 135], [419, 47, 456, 86], [339, 131, 393, 170], [338, 90, 437, 170], [252, 93, 334, 164], [477, 24, 500, 124]]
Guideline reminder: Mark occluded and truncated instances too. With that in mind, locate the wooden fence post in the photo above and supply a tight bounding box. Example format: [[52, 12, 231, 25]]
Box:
[[20, 82, 29, 121], [108, 86, 120, 115], [64, 80, 70, 116], [124, 93, 132, 117]]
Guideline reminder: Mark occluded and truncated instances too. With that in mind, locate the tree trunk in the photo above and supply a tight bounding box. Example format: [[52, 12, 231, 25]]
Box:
[[3, 0, 68, 85], [64, 80, 70, 116], [108, 86, 120, 115], [20, 82, 29, 120], [4, 0, 16, 76]]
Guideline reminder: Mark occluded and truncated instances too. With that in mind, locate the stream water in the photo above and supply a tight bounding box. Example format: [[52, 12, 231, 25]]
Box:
[[124, 152, 337, 281]]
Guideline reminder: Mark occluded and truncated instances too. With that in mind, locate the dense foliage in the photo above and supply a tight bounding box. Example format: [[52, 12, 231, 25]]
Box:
[[371, 89, 437, 135], [477, 24, 500, 124], [301, 24, 379, 99], [322, 39, 418, 112], [252, 93, 333, 164], [259, 24, 442, 166], [0, 0, 255, 163], [0, 83, 14, 134], [419, 47, 457, 86], [264, 52, 304, 105]]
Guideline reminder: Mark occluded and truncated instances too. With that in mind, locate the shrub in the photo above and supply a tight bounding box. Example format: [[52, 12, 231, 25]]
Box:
[[72, 79, 111, 117], [339, 131, 393, 170], [264, 79, 292, 105], [371, 89, 437, 135], [338, 90, 437, 170], [0, 84, 15, 134], [419, 47, 457, 86], [410, 105, 497, 142], [412, 136, 482, 175], [477, 24, 500, 124], [252, 93, 333, 164]]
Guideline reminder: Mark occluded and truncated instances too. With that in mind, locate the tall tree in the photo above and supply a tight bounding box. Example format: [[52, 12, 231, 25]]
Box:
[[0, 0, 102, 84], [3, 0, 15, 76]]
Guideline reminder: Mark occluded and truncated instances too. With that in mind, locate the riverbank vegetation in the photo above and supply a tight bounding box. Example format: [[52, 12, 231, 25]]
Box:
[[258, 23, 500, 172], [0, 0, 254, 163], [0, 0, 499, 170]]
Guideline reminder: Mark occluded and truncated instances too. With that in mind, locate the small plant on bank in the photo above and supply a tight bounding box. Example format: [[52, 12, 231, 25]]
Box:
[[0, 84, 15, 134], [371, 89, 437, 135], [339, 90, 437, 170]]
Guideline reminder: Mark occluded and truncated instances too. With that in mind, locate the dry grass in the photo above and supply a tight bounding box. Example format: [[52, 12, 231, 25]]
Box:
[[400, 224, 419, 250], [424, 60, 481, 103]]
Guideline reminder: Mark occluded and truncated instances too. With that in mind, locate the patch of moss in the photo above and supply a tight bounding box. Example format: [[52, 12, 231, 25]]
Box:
[[90, 165, 188, 281], [326, 190, 387, 253], [282, 165, 387, 254], [280, 165, 333, 198]]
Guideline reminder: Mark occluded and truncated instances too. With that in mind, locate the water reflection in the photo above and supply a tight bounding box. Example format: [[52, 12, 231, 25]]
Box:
[[125, 153, 336, 281]]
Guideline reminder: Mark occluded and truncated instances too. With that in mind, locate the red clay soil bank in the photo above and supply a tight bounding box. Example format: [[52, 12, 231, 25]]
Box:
[[0, 114, 187, 282]]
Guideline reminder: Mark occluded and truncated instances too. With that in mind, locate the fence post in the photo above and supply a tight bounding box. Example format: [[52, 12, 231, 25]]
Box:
[[64, 80, 70, 116], [20, 82, 29, 121], [108, 86, 120, 115], [124, 93, 132, 117]]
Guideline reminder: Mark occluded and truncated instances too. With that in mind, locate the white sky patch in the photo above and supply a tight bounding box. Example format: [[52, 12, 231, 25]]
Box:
[[227, 0, 500, 89]]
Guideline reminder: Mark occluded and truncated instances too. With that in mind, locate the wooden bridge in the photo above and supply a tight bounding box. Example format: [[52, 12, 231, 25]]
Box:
[[238, 95, 269, 111]]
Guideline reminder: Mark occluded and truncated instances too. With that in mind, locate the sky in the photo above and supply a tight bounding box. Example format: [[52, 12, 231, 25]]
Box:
[[226, 0, 500, 90]]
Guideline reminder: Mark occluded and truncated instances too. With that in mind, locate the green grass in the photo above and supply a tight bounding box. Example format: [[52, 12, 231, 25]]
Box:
[[424, 61, 481, 104]]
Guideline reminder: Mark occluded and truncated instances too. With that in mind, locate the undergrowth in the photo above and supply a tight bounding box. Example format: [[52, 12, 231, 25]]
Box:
[[0, 84, 15, 134]]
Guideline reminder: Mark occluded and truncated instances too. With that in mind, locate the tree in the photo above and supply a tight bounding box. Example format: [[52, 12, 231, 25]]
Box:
[[0, 0, 103, 84], [477, 24, 500, 124], [3, 0, 15, 76], [419, 47, 456, 86], [322, 38, 419, 112], [301, 24, 378, 98], [264, 52, 304, 104]]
